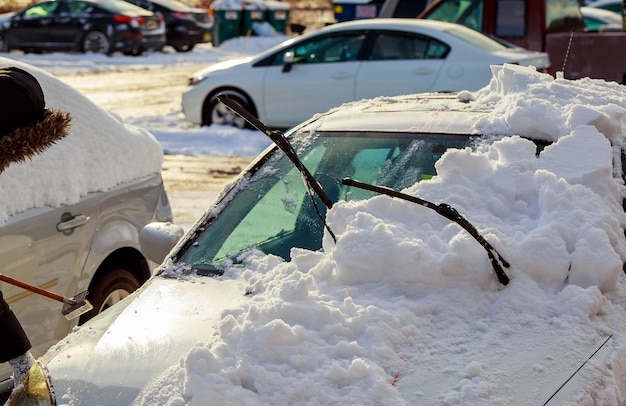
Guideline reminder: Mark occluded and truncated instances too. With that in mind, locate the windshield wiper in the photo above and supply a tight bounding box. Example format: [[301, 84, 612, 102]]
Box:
[[342, 178, 510, 286], [216, 94, 336, 242]]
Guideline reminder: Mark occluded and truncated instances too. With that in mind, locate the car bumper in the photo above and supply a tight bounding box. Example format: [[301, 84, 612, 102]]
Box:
[[140, 33, 166, 51], [181, 84, 207, 124]]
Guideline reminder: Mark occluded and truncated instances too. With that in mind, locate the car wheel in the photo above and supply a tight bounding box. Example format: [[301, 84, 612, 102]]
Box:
[[82, 31, 111, 54], [78, 269, 140, 324], [203, 92, 251, 128], [123, 48, 143, 56], [173, 41, 195, 52]]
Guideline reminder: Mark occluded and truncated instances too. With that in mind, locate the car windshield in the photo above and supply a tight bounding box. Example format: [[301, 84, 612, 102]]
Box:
[[180, 130, 475, 273]]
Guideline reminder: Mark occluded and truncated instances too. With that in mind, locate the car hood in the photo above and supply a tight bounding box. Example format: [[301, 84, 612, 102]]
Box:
[[40, 271, 614, 405], [42, 274, 248, 405], [191, 57, 253, 79]]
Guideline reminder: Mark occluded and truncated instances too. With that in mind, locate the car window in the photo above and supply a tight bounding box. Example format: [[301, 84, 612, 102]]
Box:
[[369, 32, 449, 60], [445, 25, 510, 52], [24, 2, 59, 18], [273, 33, 367, 65], [495, 0, 525, 37], [181, 132, 473, 272], [65, 2, 94, 15], [423, 0, 484, 31], [546, 0, 584, 29]]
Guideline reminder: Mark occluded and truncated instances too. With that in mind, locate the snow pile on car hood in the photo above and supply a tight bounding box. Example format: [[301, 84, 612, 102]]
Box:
[[63, 64, 626, 404], [0, 58, 164, 224]]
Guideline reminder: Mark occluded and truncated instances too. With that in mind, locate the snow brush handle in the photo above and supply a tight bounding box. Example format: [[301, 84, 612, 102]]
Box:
[[0, 273, 73, 305]]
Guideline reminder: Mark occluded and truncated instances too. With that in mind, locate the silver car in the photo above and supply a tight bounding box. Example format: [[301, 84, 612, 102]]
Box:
[[0, 58, 173, 394]]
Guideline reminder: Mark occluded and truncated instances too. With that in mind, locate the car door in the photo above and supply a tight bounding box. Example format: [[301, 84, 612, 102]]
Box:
[[0, 194, 98, 381], [355, 30, 447, 97], [6, 1, 60, 48], [262, 31, 367, 126], [51, 1, 91, 48]]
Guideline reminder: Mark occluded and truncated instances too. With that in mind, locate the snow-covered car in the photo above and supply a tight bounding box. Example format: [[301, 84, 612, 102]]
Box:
[[585, 0, 622, 14], [17, 64, 626, 404], [0, 57, 173, 395], [581, 6, 623, 30], [181, 18, 551, 129]]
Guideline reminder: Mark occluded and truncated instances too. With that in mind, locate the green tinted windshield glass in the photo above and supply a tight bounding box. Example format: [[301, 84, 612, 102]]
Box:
[[181, 131, 473, 272]]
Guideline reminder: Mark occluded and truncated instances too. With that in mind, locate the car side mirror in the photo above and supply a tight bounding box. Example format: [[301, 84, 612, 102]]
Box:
[[282, 51, 294, 73], [140, 222, 185, 264]]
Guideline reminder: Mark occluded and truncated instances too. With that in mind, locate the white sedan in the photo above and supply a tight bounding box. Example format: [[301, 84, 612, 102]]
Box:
[[181, 18, 551, 129]]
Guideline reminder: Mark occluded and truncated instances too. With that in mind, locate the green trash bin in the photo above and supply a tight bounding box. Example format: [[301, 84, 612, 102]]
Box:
[[212, 8, 242, 46], [265, 1, 290, 33], [242, 7, 266, 35]]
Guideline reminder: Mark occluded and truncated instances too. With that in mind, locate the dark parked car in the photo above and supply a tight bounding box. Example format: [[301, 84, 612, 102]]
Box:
[[123, 0, 213, 52], [0, 0, 165, 55]]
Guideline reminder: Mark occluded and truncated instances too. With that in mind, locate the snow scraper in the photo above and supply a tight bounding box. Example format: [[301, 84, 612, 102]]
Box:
[[0, 273, 93, 320]]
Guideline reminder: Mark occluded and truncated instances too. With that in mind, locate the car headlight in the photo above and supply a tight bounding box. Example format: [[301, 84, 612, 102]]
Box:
[[188, 75, 205, 86], [7, 362, 55, 406]]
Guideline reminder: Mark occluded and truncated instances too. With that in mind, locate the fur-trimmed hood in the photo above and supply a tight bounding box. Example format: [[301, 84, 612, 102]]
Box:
[[0, 108, 71, 173]]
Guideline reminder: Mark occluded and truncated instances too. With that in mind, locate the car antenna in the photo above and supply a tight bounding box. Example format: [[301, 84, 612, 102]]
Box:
[[216, 94, 337, 243], [342, 178, 510, 286]]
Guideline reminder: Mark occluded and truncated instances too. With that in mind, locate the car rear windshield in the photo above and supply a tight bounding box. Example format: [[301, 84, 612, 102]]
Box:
[[444, 26, 509, 52], [101, 0, 152, 14], [180, 131, 476, 274]]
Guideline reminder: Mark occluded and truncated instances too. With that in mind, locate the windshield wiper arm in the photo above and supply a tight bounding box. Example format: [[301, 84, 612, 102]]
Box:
[[216, 94, 336, 242], [342, 178, 510, 286]]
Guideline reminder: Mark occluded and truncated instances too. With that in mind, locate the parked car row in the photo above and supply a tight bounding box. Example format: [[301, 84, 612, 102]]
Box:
[[13, 63, 626, 405], [0, 0, 213, 55]]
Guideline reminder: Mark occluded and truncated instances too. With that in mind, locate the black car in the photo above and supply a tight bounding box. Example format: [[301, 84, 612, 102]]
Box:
[[124, 0, 213, 52], [0, 0, 166, 55]]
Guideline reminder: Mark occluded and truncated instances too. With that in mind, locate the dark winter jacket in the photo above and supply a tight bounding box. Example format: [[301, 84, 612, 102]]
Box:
[[0, 290, 31, 363]]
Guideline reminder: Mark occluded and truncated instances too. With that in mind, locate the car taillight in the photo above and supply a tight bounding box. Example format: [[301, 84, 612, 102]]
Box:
[[113, 15, 145, 27], [113, 15, 132, 23], [172, 12, 191, 19]]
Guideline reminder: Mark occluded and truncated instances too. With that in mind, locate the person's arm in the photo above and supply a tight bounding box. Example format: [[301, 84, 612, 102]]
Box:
[[0, 290, 34, 383], [0, 290, 31, 363]]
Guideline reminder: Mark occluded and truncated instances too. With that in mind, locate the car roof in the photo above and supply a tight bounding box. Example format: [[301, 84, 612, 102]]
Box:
[[586, 0, 620, 7], [297, 93, 489, 134], [316, 17, 481, 34]]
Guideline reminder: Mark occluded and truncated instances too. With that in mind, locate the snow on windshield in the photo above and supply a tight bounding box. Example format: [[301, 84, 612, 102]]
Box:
[[134, 64, 626, 404]]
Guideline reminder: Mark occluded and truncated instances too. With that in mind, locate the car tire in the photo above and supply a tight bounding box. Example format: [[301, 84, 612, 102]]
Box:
[[0, 35, 7, 52], [203, 91, 252, 128], [123, 48, 143, 56], [78, 269, 140, 324], [173, 41, 195, 52], [82, 31, 111, 54]]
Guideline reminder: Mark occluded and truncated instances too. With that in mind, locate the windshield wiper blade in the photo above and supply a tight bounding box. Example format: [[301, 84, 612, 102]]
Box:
[[216, 94, 336, 242], [342, 178, 510, 286]]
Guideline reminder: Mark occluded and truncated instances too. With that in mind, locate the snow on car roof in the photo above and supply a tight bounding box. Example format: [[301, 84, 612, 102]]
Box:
[[0, 57, 164, 225]]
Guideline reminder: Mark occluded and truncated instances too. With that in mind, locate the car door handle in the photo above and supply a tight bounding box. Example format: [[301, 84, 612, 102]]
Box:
[[411, 68, 436, 75], [57, 214, 90, 232], [332, 72, 353, 80]]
